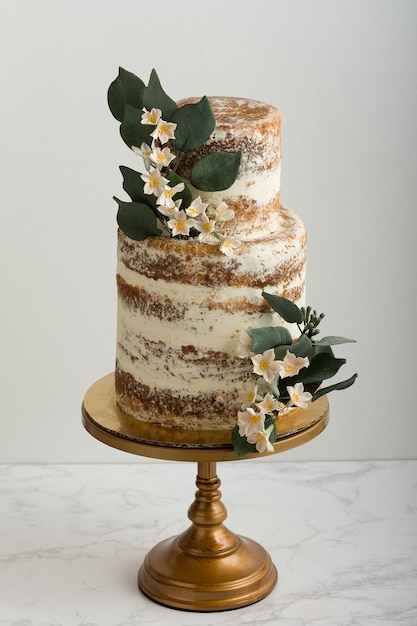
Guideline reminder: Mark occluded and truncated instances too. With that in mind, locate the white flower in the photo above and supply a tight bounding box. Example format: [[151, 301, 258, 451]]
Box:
[[219, 237, 241, 257], [251, 349, 281, 384], [195, 213, 216, 242], [214, 201, 235, 222], [157, 183, 185, 209], [132, 142, 152, 169], [157, 199, 182, 218], [140, 167, 169, 197], [167, 210, 196, 236], [247, 425, 275, 453], [150, 146, 175, 168], [256, 392, 281, 414], [237, 330, 252, 358], [276, 351, 309, 379], [141, 108, 162, 125], [237, 408, 265, 437], [185, 196, 208, 218], [287, 382, 312, 409], [238, 382, 258, 408], [150, 119, 177, 144]]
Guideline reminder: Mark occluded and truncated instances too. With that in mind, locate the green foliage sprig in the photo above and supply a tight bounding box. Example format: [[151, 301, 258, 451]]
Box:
[[108, 68, 242, 249], [233, 292, 357, 458]]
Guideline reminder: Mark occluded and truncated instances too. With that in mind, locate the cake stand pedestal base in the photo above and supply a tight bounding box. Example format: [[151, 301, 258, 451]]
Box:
[[138, 461, 277, 611]]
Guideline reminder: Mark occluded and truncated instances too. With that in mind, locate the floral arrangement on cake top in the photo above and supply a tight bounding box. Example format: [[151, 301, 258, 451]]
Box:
[[108, 68, 242, 255], [233, 292, 357, 458]]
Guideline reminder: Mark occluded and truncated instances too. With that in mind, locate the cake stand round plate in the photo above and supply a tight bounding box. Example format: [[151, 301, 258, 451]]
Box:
[[82, 373, 329, 611], [82, 373, 329, 462]]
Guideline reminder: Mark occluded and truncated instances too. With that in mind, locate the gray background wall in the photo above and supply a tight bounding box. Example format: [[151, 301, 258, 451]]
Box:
[[1, 0, 416, 462]]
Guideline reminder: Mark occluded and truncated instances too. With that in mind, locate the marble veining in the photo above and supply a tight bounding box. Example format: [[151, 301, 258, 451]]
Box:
[[0, 461, 416, 625]]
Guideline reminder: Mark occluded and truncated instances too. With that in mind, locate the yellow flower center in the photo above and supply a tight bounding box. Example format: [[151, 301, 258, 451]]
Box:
[[223, 239, 231, 248], [159, 122, 170, 135], [165, 188, 175, 199], [264, 400, 273, 412], [203, 222, 212, 232], [256, 432, 265, 442], [150, 177, 159, 188], [149, 114, 157, 124], [156, 153, 165, 163], [259, 359, 270, 371], [175, 220, 184, 231], [292, 393, 300, 403], [247, 391, 255, 403], [285, 364, 296, 374], [249, 413, 261, 424]]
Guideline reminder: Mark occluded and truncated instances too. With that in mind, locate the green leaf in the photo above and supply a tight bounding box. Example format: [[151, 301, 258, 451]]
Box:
[[316, 336, 357, 346], [119, 166, 156, 208], [165, 169, 193, 208], [120, 104, 152, 150], [262, 292, 303, 324], [108, 67, 145, 122], [114, 197, 161, 241], [172, 96, 216, 151], [143, 69, 178, 119], [248, 326, 292, 354], [190, 151, 242, 191], [300, 352, 347, 383], [274, 334, 312, 360], [312, 373, 358, 401], [232, 426, 257, 459]]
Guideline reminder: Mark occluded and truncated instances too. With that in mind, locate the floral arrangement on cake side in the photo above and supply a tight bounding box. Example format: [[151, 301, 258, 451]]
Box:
[[233, 292, 357, 458], [108, 68, 241, 255]]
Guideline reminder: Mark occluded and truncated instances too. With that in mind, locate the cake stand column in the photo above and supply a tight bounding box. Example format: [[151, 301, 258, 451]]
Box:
[[137, 461, 278, 611]]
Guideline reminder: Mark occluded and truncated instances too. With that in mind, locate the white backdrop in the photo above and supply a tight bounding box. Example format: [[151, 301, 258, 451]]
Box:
[[1, 0, 416, 462]]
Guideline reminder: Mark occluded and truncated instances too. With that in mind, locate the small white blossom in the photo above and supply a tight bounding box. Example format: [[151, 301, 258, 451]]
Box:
[[185, 196, 208, 218], [238, 382, 258, 408], [237, 330, 252, 358], [247, 427, 275, 453], [287, 382, 312, 409], [157, 183, 185, 209], [167, 210, 196, 236], [195, 213, 216, 242], [251, 349, 281, 384], [237, 408, 265, 437], [276, 351, 309, 379], [141, 108, 162, 125], [132, 142, 152, 169], [256, 392, 281, 414], [219, 237, 241, 257], [140, 167, 169, 197], [150, 146, 175, 168], [151, 119, 177, 144], [214, 201, 235, 222], [157, 199, 182, 218]]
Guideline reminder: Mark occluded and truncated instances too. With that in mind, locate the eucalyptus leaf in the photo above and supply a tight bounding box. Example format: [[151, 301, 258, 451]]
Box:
[[232, 425, 257, 459], [262, 292, 303, 324], [119, 166, 156, 208], [143, 69, 178, 119], [108, 67, 145, 122], [114, 197, 161, 241], [316, 336, 357, 346], [172, 96, 216, 151], [120, 104, 153, 151], [300, 353, 347, 383], [248, 326, 292, 354], [312, 373, 358, 401], [190, 151, 242, 191], [274, 334, 312, 360]]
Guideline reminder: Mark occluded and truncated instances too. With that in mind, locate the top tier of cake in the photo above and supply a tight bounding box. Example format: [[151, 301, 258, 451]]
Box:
[[176, 97, 282, 241]]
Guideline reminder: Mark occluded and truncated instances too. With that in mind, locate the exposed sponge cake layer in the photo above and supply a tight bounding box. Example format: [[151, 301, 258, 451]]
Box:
[[115, 206, 306, 429]]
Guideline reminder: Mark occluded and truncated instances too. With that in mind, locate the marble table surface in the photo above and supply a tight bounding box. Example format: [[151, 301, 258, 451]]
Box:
[[1, 460, 416, 625]]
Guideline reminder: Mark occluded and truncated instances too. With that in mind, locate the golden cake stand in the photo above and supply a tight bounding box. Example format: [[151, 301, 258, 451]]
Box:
[[82, 373, 329, 612]]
